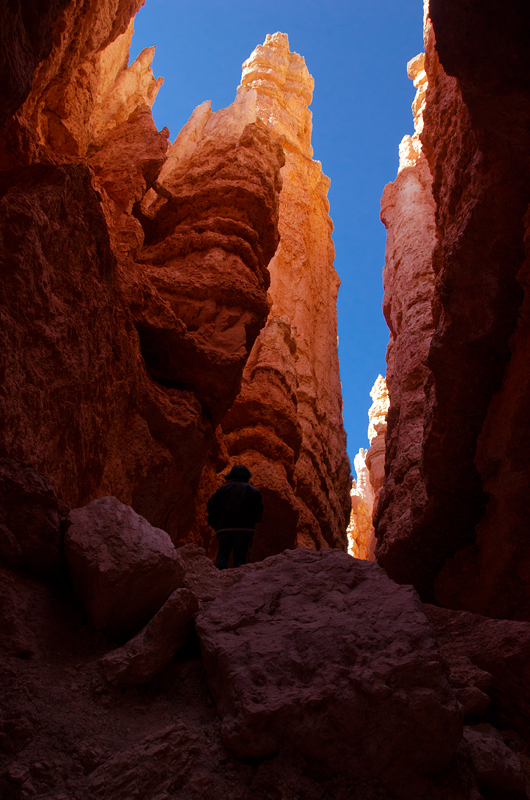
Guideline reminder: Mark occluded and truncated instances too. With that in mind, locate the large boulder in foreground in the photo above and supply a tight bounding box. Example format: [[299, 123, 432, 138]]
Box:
[[99, 587, 199, 687], [195, 548, 462, 785], [65, 497, 184, 634]]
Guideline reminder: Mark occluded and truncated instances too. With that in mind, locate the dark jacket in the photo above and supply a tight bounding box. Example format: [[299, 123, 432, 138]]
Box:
[[207, 481, 263, 532]]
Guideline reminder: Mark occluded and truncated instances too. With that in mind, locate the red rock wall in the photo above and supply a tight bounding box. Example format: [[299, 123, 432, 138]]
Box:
[[376, 0, 530, 616], [0, 0, 284, 544]]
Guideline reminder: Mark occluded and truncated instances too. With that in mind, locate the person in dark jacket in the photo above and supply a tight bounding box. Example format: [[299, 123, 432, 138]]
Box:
[[207, 464, 263, 569]]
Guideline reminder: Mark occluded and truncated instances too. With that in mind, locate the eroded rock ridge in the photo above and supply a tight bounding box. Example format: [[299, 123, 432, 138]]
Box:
[[375, 0, 530, 621]]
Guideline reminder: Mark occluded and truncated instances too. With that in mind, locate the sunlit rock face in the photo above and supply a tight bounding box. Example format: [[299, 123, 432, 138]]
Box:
[[193, 34, 351, 559], [347, 449, 373, 560], [0, 1, 284, 542], [374, 33, 437, 592], [376, 0, 530, 617], [348, 375, 388, 560]]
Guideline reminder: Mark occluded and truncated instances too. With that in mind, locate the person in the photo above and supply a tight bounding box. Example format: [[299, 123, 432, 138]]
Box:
[[207, 464, 263, 569]]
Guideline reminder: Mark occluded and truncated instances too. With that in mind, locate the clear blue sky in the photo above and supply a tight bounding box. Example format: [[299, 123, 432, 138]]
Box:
[[130, 0, 424, 464]]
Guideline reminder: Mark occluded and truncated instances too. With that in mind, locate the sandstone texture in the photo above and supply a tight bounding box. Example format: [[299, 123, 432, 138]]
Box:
[[374, 1, 530, 615], [348, 376, 389, 560], [196, 548, 461, 788], [65, 497, 184, 633], [347, 448, 374, 560], [99, 587, 198, 687], [0, 0, 71, 128], [194, 33, 351, 560]]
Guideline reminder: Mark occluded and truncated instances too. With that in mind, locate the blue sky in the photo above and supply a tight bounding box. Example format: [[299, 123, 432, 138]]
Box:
[[130, 0, 424, 464]]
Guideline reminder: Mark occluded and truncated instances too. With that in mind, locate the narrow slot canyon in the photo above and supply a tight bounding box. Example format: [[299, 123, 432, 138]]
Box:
[[1, 1, 530, 798]]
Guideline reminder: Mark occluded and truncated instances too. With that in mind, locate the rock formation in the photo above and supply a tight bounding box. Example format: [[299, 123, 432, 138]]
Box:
[[374, 0, 530, 619], [348, 375, 389, 560], [4, 1, 530, 798], [0, 0, 285, 544], [192, 34, 351, 560]]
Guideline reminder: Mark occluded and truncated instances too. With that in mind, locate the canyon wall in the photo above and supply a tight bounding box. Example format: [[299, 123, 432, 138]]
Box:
[[375, 0, 530, 618], [0, 5, 349, 556], [192, 34, 351, 560], [0, 0, 287, 548]]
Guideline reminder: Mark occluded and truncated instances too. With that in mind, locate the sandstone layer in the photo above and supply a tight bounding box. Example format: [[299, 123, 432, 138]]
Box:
[[0, 1, 284, 544], [192, 34, 351, 559], [374, 0, 530, 616]]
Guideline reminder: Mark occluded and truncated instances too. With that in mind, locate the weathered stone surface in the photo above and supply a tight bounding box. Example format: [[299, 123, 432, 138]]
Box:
[[99, 587, 198, 686], [434, 201, 530, 618], [366, 375, 390, 513], [175, 543, 241, 609], [194, 33, 351, 557], [133, 121, 283, 422], [196, 548, 461, 785], [461, 724, 525, 792], [65, 497, 184, 633], [0, 459, 67, 576], [4, 1, 151, 160]]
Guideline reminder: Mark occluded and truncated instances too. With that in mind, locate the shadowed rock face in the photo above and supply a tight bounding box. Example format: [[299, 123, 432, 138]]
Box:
[[0, 1, 284, 542], [375, 1, 530, 616], [196, 549, 462, 790]]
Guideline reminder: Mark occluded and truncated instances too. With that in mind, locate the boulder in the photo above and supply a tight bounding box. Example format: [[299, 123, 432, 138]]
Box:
[[195, 548, 462, 786], [0, 459, 66, 576], [65, 497, 183, 634], [99, 587, 199, 687]]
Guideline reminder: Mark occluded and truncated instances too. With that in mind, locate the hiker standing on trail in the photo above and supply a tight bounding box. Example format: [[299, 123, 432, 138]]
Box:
[[207, 465, 263, 570]]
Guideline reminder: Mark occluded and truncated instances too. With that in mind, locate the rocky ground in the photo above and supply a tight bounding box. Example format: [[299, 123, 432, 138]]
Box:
[[2, 489, 530, 800]]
